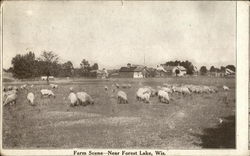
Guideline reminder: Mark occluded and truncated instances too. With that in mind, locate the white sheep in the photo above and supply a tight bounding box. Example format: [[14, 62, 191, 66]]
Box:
[[3, 93, 17, 106], [181, 87, 191, 95], [7, 86, 13, 91], [223, 85, 229, 91], [158, 90, 170, 104], [69, 87, 74, 91], [76, 92, 94, 106], [30, 85, 34, 88], [141, 93, 150, 103], [136, 88, 150, 101], [117, 90, 128, 104], [27, 92, 35, 105], [104, 85, 108, 91], [20, 84, 27, 89], [161, 87, 173, 94], [50, 84, 58, 89], [115, 83, 120, 88], [68, 92, 78, 106], [40, 89, 55, 98]]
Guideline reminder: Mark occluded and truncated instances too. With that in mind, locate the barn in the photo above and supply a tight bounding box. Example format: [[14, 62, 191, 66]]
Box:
[[119, 63, 146, 78], [156, 65, 187, 77]]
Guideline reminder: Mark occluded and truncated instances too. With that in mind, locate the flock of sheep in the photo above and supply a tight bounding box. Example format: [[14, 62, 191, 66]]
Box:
[[2, 81, 230, 107]]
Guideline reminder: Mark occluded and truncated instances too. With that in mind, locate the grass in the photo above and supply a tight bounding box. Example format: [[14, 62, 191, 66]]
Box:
[[2, 76, 235, 149]]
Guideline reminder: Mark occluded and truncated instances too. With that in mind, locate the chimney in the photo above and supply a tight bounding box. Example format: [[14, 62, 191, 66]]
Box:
[[127, 63, 131, 68]]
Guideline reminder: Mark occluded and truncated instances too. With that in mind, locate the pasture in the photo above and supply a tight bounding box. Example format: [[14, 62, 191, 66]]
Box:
[[2, 76, 235, 149]]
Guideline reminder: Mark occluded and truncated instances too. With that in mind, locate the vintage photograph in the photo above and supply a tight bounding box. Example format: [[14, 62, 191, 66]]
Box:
[[2, 1, 236, 149]]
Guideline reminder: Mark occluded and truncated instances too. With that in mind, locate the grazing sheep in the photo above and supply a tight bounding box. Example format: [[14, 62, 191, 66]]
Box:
[[69, 87, 74, 91], [117, 91, 128, 104], [160, 87, 173, 94], [30, 85, 34, 88], [27, 92, 35, 105], [158, 90, 170, 104], [115, 83, 120, 88], [136, 88, 150, 101], [68, 92, 78, 106], [7, 86, 13, 91], [76, 92, 94, 106], [104, 85, 108, 91], [20, 84, 27, 90], [144, 86, 157, 97], [121, 84, 127, 88], [127, 84, 132, 88], [40, 89, 55, 98], [223, 85, 229, 91], [3, 93, 17, 106], [50, 84, 58, 89], [172, 86, 182, 94], [181, 87, 191, 95], [141, 93, 150, 103]]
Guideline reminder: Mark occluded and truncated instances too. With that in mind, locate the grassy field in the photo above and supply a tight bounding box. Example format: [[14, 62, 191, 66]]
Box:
[[2, 76, 235, 149]]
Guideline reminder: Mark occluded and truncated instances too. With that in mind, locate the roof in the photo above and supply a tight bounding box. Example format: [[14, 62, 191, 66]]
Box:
[[160, 65, 187, 71], [90, 70, 107, 74], [119, 65, 146, 72]]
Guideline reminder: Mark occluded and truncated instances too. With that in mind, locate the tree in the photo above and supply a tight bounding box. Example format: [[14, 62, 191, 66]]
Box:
[[11, 52, 36, 79], [210, 66, 216, 72], [38, 51, 59, 63], [91, 63, 99, 70], [200, 66, 207, 75], [80, 59, 91, 77], [61, 61, 74, 77], [220, 66, 226, 73], [38, 51, 59, 84]]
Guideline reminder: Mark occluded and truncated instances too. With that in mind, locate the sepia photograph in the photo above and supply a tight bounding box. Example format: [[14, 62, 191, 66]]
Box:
[[1, 0, 239, 152]]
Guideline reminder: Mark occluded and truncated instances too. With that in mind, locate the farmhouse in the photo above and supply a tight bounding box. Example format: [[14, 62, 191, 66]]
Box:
[[156, 65, 187, 77], [119, 63, 146, 78], [90, 69, 108, 79]]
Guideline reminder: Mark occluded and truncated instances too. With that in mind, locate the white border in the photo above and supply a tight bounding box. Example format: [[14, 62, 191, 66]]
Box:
[[0, 1, 249, 156]]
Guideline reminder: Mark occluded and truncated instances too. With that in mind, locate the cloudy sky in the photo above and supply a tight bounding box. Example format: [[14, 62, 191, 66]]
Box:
[[2, 1, 236, 69]]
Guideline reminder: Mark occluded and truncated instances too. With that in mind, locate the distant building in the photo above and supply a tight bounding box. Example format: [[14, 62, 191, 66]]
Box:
[[156, 65, 187, 77], [225, 68, 235, 76], [119, 63, 146, 78], [90, 69, 108, 79]]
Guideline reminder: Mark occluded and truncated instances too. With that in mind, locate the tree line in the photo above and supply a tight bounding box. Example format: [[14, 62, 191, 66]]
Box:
[[6, 51, 236, 79], [8, 51, 99, 79]]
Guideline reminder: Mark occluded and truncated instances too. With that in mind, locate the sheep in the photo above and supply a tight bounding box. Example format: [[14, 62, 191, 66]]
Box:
[[69, 87, 74, 91], [104, 85, 108, 91], [181, 87, 191, 95], [27, 92, 35, 105], [50, 84, 58, 89], [30, 85, 34, 88], [121, 84, 127, 88], [3, 93, 17, 106], [172, 86, 182, 94], [136, 88, 150, 101], [115, 83, 120, 88], [76, 92, 94, 106], [20, 84, 27, 90], [144, 86, 157, 97], [158, 90, 170, 104], [117, 90, 128, 104], [68, 92, 78, 107], [223, 85, 229, 91], [40, 89, 55, 98], [141, 92, 150, 103], [127, 84, 132, 88], [7, 86, 13, 91], [160, 87, 173, 94]]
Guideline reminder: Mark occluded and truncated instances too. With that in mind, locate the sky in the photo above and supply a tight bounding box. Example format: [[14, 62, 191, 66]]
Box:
[[2, 1, 236, 70]]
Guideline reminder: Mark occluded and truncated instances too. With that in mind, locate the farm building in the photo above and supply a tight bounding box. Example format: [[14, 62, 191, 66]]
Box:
[[156, 65, 187, 77], [119, 63, 147, 78], [225, 68, 235, 76], [90, 69, 108, 79]]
